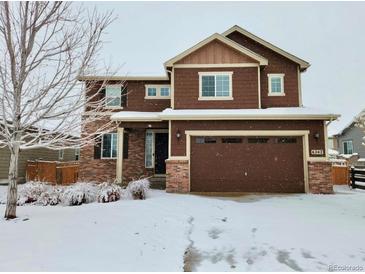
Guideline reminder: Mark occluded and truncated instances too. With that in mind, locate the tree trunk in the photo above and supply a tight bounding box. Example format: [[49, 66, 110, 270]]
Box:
[[4, 146, 19, 219]]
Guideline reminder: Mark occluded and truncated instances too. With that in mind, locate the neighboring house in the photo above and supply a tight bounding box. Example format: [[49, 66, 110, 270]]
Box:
[[333, 118, 365, 158], [0, 147, 77, 184], [78, 25, 339, 194], [0, 123, 80, 184]]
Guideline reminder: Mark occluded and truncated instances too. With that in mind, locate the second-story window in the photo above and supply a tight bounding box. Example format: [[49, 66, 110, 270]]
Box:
[[145, 85, 171, 99], [198, 72, 233, 100], [105, 86, 121, 108], [268, 74, 285, 96], [105, 85, 127, 108]]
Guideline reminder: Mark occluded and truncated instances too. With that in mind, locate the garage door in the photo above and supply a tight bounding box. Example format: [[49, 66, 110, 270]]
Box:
[[190, 136, 305, 193]]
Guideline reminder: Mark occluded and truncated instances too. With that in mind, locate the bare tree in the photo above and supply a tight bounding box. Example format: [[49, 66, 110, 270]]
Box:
[[0, 2, 116, 219], [356, 110, 365, 147]]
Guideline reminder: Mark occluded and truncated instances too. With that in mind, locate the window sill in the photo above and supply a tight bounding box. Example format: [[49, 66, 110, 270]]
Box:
[[144, 96, 171, 100], [198, 96, 234, 101], [100, 158, 117, 160], [268, 93, 285, 97]]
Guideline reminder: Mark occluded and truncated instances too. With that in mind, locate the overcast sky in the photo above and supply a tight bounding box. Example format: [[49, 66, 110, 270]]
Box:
[[89, 1, 365, 135]]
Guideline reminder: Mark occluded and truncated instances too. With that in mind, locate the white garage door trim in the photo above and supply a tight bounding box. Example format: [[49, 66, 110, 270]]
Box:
[[185, 130, 310, 193]]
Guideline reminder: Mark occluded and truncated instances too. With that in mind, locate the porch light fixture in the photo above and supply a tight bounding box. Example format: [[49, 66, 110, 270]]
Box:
[[314, 132, 320, 139], [176, 129, 181, 140]]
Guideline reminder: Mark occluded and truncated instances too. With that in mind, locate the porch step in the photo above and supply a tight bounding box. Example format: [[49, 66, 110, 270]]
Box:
[[149, 176, 166, 190]]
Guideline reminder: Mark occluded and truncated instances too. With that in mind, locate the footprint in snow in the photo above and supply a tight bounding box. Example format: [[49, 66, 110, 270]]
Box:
[[208, 227, 223, 239]]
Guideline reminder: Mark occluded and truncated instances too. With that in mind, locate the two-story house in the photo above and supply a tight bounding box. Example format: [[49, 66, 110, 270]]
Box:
[[78, 25, 339, 194]]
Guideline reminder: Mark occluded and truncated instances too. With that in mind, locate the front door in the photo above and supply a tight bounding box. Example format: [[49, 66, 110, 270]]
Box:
[[155, 133, 168, 174]]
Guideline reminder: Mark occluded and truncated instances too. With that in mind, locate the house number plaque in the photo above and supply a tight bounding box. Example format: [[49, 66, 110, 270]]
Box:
[[311, 149, 324, 156]]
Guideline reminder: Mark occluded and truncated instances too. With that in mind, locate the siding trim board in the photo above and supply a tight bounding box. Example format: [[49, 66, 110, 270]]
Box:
[[173, 63, 259, 68]]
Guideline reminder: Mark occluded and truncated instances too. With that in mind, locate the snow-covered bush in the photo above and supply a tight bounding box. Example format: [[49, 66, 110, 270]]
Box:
[[59, 183, 99, 206], [17, 181, 51, 205], [36, 188, 62, 206], [126, 178, 150, 200], [97, 182, 123, 203], [11, 179, 150, 207]]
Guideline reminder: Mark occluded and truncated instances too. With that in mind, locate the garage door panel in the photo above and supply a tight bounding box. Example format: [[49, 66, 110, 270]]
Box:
[[190, 136, 305, 193]]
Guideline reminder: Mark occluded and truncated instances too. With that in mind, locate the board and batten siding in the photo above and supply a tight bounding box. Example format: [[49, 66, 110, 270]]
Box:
[[0, 147, 77, 182]]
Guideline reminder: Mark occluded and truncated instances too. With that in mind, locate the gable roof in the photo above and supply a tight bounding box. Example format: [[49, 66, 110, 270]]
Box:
[[164, 33, 268, 67], [222, 25, 310, 71], [334, 109, 365, 136]]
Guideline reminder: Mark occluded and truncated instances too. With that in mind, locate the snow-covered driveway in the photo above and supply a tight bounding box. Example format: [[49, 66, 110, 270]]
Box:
[[0, 186, 364, 271]]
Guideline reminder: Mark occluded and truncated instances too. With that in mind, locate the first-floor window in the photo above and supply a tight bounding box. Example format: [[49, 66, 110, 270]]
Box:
[[343, 140, 353, 154], [102, 133, 118, 158], [145, 131, 154, 168]]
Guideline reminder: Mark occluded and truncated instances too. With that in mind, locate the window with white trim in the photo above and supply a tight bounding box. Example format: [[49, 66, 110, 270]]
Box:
[[268, 74, 285, 96], [105, 86, 122, 107], [102, 133, 118, 159], [145, 85, 171, 99], [343, 140, 353, 154], [199, 72, 233, 100], [145, 131, 154, 168]]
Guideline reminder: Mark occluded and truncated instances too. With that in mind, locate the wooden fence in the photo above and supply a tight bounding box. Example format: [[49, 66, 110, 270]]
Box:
[[332, 166, 350, 185], [26, 160, 79, 185], [350, 167, 365, 190]]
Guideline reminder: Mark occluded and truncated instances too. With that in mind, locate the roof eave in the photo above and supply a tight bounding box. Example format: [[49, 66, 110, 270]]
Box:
[[222, 25, 310, 70]]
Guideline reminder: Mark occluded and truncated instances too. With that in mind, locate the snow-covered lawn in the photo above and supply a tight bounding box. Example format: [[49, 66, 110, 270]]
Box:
[[0, 186, 364, 271]]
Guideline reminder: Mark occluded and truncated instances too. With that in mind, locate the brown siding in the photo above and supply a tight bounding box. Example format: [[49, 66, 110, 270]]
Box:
[[226, 31, 300, 107], [176, 39, 258, 64], [87, 80, 171, 113], [174, 67, 259, 109], [170, 120, 325, 157]]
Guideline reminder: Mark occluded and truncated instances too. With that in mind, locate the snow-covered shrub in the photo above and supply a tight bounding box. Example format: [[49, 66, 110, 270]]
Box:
[[60, 188, 85, 206], [12, 180, 149, 207], [126, 178, 150, 200], [97, 182, 123, 203], [37, 189, 61, 206], [17, 181, 51, 205]]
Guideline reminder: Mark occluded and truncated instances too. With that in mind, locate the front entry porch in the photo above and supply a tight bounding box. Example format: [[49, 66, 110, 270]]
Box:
[[116, 125, 169, 187]]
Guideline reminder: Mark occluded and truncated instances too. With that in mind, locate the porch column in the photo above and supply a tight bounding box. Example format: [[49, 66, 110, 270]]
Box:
[[116, 127, 124, 183]]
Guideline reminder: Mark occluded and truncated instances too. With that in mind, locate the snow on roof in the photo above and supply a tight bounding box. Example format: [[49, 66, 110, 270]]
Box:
[[111, 107, 340, 122], [328, 149, 339, 156], [110, 111, 162, 122], [160, 107, 339, 120], [339, 153, 359, 159]]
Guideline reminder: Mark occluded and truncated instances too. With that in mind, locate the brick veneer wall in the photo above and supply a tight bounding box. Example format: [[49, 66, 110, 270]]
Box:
[[308, 161, 333, 194], [79, 118, 117, 183], [166, 159, 189, 193], [122, 128, 154, 184], [79, 119, 153, 184]]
